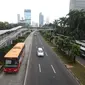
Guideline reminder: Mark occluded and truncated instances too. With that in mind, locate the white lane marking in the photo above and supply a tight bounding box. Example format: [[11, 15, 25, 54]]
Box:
[[24, 43, 32, 85], [51, 65, 56, 74], [24, 60, 29, 85], [45, 52, 48, 56], [38, 64, 41, 72]]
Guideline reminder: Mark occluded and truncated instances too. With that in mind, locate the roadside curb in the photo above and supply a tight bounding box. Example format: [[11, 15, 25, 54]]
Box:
[[57, 53, 82, 85], [56, 55, 82, 85], [77, 60, 85, 68], [68, 69, 81, 85], [58, 58, 82, 85], [64, 65, 82, 85]]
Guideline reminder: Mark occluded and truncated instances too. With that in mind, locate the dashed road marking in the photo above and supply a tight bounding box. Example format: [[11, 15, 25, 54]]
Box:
[[51, 65, 56, 74], [38, 64, 41, 72]]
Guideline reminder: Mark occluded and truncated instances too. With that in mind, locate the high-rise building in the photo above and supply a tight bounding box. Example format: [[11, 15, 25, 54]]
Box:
[[70, 0, 85, 10], [46, 17, 49, 24], [24, 9, 31, 26], [39, 12, 44, 27], [17, 14, 20, 23]]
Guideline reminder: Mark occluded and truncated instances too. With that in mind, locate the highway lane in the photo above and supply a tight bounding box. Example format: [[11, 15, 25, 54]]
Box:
[[25, 32, 79, 85], [38, 33, 80, 85], [26, 33, 55, 85]]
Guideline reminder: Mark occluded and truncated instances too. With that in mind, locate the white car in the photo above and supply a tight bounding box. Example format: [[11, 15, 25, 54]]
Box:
[[37, 48, 44, 57]]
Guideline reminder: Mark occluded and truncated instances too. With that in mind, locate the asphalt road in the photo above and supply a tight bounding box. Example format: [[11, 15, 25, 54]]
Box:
[[25, 32, 79, 85], [0, 31, 33, 85]]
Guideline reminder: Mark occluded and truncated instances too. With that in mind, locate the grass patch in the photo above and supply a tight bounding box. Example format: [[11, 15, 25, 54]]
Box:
[[71, 63, 85, 85], [42, 35, 85, 85], [53, 47, 85, 85], [53, 47, 71, 63]]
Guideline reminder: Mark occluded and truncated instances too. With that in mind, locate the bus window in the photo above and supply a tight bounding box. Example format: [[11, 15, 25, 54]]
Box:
[[4, 59, 18, 67], [5, 60, 11, 64]]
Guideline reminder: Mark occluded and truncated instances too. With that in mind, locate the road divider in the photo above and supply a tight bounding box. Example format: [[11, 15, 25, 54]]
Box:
[[51, 65, 56, 74], [23, 34, 33, 85]]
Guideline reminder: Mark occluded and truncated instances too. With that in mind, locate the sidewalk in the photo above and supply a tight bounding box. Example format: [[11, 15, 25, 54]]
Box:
[[76, 57, 85, 68]]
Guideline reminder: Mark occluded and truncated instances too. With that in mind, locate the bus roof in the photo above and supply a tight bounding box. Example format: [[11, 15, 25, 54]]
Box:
[[4, 43, 25, 58]]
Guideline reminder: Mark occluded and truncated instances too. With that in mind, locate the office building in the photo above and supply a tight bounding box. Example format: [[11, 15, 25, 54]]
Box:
[[17, 14, 20, 23], [39, 12, 44, 27], [24, 9, 31, 26], [70, 0, 85, 10]]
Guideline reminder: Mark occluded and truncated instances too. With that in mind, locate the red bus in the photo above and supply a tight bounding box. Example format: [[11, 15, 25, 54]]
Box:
[[4, 43, 25, 73]]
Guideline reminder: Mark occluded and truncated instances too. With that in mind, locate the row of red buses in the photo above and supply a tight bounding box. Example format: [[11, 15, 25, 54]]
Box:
[[4, 43, 25, 73]]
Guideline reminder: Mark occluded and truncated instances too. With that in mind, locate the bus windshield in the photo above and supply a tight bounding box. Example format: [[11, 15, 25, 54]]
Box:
[[5, 59, 18, 68]]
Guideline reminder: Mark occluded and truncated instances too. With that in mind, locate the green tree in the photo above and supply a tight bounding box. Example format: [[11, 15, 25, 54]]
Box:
[[71, 43, 80, 63], [66, 9, 85, 39]]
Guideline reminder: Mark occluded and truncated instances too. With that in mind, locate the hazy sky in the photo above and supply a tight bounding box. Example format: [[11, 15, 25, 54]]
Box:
[[0, 0, 70, 23]]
